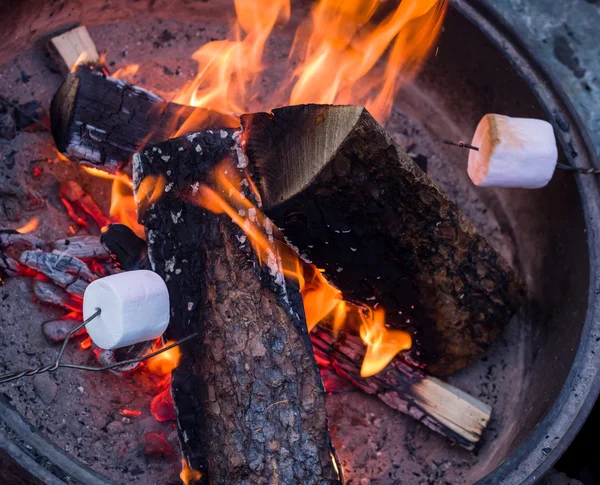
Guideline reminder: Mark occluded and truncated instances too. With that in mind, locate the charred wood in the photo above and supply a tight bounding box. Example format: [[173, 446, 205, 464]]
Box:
[[134, 131, 341, 484], [32, 277, 83, 312], [51, 236, 110, 260], [311, 326, 490, 450], [42, 313, 84, 344], [100, 223, 149, 270], [50, 66, 238, 172], [242, 104, 524, 376], [19, 249, 95, 297]]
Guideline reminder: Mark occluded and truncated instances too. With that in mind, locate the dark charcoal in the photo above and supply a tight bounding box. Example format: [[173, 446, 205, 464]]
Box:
[[100, 224, 149, 271]]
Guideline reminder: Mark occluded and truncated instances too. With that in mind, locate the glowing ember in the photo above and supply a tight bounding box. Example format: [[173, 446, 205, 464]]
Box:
[[180, 459, 203, 485], [79, 336, 92, 350], [187, 160, 412, 375], [359, 308, 412, 377], [150, 386, 176, 422], [146, 340, 181, 375], [15, 217, 39, 234], [120, 409, 142, 417]]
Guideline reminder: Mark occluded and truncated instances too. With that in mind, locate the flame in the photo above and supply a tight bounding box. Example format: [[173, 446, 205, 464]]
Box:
[[188, 161, 411, 375], [173, 0, 290, 121], [288, 0, 447, 121], [359, 308, 412, 377], [15, 217, 39, 234], [146, 340, 181, 375], [172, 0, 446, 124], [82, 167, 164, 238], [112, 64, 140, 80], [180, 459, 203, 485], [70, 51, 93, 72]]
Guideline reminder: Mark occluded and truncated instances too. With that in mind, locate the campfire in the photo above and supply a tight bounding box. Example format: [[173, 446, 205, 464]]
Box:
[[2, 0, 565, 483]]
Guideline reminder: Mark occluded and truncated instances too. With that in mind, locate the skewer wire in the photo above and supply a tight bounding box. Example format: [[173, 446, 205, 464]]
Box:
[[0, 309, 198, 384]]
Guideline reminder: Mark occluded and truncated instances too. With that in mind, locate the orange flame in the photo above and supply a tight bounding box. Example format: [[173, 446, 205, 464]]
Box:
[[112, 64, 140, 80], [146, 340, 181, 376], [359, 308, 412, 377], [288, 0, 447, 121], [15, 217, 39, 234], [188, 161, 411, 375], [174, 0, 290, 119], [82, 167, 164, 238], [172, 0, 446, 124], [180, 459, 203, 485]]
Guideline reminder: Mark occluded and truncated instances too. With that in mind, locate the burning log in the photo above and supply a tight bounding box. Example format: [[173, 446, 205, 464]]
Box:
[[51, 236, 110, 260], [19, 249, 96, 297], [134, 130, 341, 483], [311, 326, 490, 450], [59, 180, 110, 228], [32, 277, 83, 312], [50, 65, 238, 172], [241, 105, 524, 376]]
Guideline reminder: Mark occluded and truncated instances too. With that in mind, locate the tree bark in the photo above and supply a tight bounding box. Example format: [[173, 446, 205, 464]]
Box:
[[241, 104, 524, 376], [134, 130, 341, 484]]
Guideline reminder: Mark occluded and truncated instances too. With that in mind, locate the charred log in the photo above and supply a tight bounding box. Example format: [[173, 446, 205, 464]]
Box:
[[134, 131, 341, 484], [50, 66, 239, 172], [311, 326, 490, 450], [19, 249, 96, 297], [100, 223, 148, 271], [242, 104, 524, 376], [51, 236, 110, 260]]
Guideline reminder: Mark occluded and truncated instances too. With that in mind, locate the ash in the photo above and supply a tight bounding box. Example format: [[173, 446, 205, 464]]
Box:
[[0, 12, 526, 485]]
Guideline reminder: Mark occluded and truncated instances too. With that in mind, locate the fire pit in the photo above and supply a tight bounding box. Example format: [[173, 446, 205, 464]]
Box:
[[1, 1, 599, 484]]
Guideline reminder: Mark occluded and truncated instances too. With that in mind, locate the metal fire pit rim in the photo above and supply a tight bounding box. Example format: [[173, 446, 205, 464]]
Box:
[[452, 1, 600, 484]]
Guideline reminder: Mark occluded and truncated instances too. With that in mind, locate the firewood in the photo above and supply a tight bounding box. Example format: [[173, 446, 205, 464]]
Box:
[[32, 278, 82, 312], [19, 249, 96, 297], [48, 26, 99, 71], [311, 326, 490, 450], [50, 66, 238, 172], [134, 130, 341, 483], [241, 104, 524, 376], [101, 204, 492, 449], [51, 236, 110, 259]]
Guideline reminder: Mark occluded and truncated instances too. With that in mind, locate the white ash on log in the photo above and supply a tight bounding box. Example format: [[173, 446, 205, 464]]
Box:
[[19, 249, 96, 297], [134, 130, 341, 484], [241, 104, 524, 376], [32, 277, 83, 312], [50, 65, 238, 172], [51, 236, 110, 260]]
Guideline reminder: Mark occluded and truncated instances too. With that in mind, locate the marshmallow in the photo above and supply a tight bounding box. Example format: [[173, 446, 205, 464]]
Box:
[[83, 270, 169, 350], [468, 114, 558, 188]]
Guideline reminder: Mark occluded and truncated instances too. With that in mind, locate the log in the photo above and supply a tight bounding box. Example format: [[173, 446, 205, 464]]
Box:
[[241, 104, 524, 376], [311, 326, 490, 450], [51, 236, 110, 260], [101, 211, 492, 448], [50, 66, 238, 172], [134, 130, 341, 483]]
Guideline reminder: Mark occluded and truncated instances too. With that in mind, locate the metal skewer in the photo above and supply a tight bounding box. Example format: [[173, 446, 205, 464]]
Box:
[[443, 140, 600, 175], [0, 309, 198, 384]]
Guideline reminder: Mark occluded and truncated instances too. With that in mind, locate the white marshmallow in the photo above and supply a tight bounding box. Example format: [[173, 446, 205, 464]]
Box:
[[83, 270, 169, 350], [468, 114, 558, 188]]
